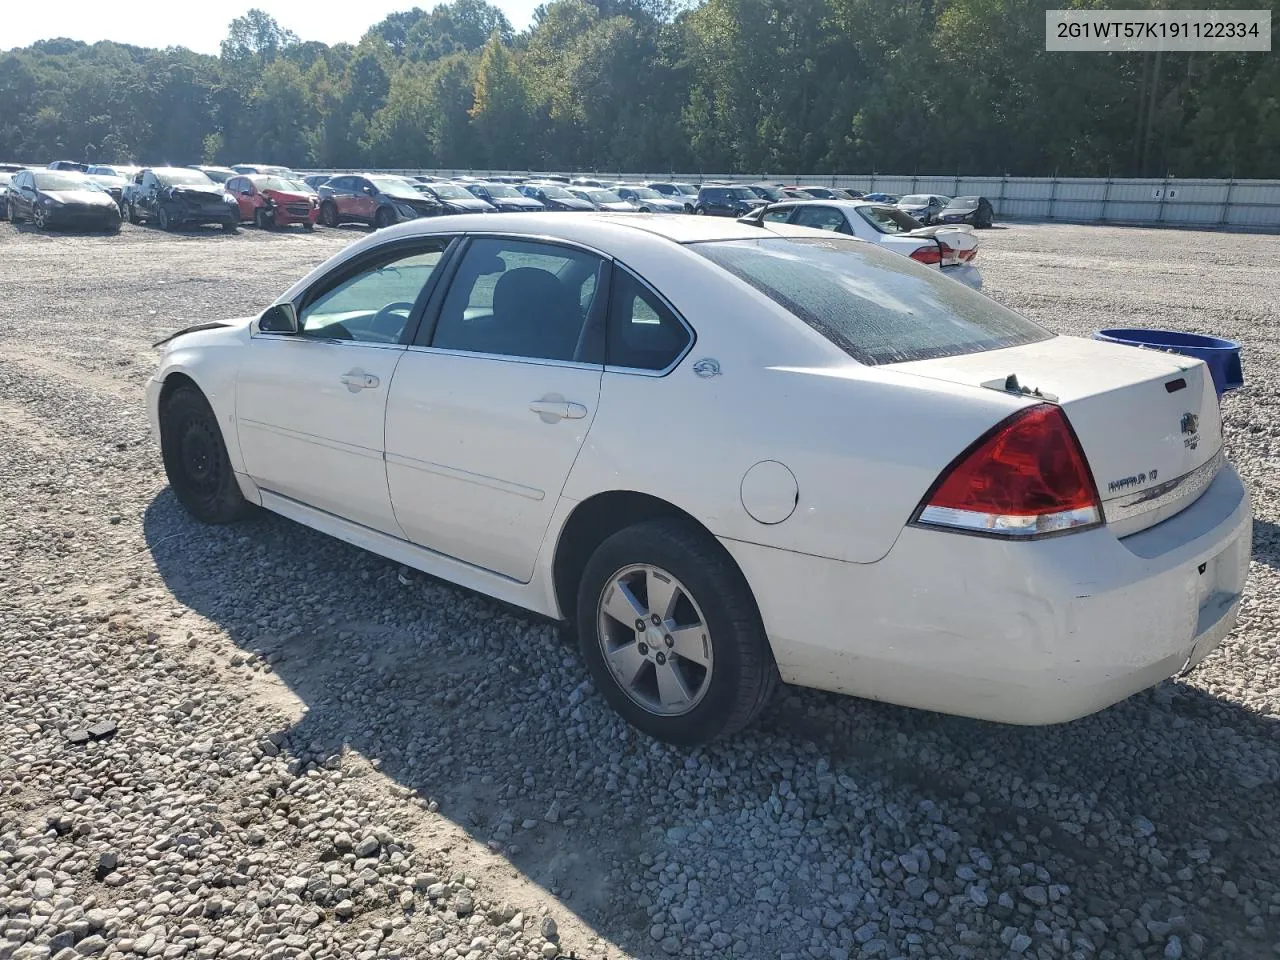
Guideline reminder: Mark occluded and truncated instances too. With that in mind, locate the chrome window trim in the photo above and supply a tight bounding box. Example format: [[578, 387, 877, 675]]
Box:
[[1103, 447, 1225, 525], [403, 344, 603, 371]]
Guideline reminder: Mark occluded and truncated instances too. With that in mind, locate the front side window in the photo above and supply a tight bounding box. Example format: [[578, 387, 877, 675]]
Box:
[[296, 243, 449, 344], [606, 268, 692, 372], [430, 238, 605, 363], [762, 207, 793, 223], [691, 236, 1051, 365]]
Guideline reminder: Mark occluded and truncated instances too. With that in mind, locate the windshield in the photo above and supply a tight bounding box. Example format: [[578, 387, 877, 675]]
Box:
[[285, 179, 315, 193], [857, 206, 923, 234], [33, 172, 93, 190], [627, 187, 662, 199], [158, 169, 215, 187], [481, 183, 523, 198], [675, 183, 698, 195], [199, 168, 233, 183], [251, 176, 301, 192], [587, 189, 624, 203], [536, 185, 575, 199], [429, 183, 473, 200], [899, 195, 931, 205], [950, 197, 980, 209], [749, 185, 785, 201], [691, 236, 1050, 365], [370, 177, 421, 199]]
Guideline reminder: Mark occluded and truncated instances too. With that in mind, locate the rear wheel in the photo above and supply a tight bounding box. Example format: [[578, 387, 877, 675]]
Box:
[[575, 519, 779, 745], [320, 201, 339, 227], [159, 385, 251, 524]]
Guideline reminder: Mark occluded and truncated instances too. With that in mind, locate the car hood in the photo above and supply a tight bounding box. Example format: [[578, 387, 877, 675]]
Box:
[[442, 197, 492, 211], [169, 185, 226, 200], [553, 198, 596, 210], [599, 201, 636, 211], [498, 197, 543, 208], [43, 190, 116, 206], [263, 190, 314, 204]]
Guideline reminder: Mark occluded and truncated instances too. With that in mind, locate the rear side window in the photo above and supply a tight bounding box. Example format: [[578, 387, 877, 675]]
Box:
[[791, 205, 850, 233], [606, 267, 692, 372], [691, 236, 1050, 365], [857, 206, 919, 234]]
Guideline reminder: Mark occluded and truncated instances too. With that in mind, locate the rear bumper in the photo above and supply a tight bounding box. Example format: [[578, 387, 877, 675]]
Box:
[[941, 263, 982, 290], [722, 464, 1251, 724]]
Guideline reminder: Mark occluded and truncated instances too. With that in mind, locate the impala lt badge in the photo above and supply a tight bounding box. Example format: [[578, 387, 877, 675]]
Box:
[[1181, 411, 1200, 450]]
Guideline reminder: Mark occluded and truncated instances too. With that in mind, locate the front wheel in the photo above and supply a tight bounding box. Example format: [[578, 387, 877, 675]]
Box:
[[320, 201, 339, 227], [254, 208, 273, 230], [576, 519, 779, 745], [157, 206, 173, 231], [159, 385, 251, 524], [33, 206, 47, 229], [7, 199, 20, 222], [303, 221, 315, 232], [694, 208, 705, 216], [127, 202, 141, 224], [374, 207, 394, 230]]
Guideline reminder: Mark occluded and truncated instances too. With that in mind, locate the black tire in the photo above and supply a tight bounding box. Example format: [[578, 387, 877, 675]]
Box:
[[105, 216, 121, 234], [127, 202, 141, 225], [5, 199, 17, 222], [575, 519, 779, 745], [303, 221, 314, 232], [223, 220, 238, 234], [157, 206, 173, 231], [374, 207, 394, 230], [33, 206, 47, 230], [320, 201, 339, 227], [694, 207, 705, 215], [254, 208, 272, 230], [159, 385, 252, 524]]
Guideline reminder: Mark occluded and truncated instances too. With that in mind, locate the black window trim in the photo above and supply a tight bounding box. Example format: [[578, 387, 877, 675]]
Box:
[[408, 232, 614, 371], [254, 235, 461, 347], [604, 262, 696, 378]]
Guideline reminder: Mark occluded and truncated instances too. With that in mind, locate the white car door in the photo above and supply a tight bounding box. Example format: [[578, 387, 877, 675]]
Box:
[[384, 236, 608, 582], [236, 238, 453, 535]]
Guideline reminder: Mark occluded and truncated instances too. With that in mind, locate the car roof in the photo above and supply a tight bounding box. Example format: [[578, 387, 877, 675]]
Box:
[[350, 211, 810, 251]]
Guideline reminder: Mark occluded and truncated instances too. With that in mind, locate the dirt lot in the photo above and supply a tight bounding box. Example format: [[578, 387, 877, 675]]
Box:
[[1, 217, 1279, 960]]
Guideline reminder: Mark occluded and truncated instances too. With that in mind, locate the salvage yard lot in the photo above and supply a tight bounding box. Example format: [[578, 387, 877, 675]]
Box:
[[1, 219, 1279, 960]]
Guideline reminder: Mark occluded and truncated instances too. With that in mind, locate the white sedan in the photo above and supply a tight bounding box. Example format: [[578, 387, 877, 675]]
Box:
[[739, 198, 983, 289], [147, 213, 1251, 744]]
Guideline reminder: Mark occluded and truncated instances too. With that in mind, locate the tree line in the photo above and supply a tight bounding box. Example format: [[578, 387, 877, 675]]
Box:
[[1, 0, 1276, 178]]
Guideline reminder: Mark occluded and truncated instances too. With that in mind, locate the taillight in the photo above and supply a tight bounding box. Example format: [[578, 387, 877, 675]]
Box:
[[910, 245, 941, 265], [914, 404, 1102, 537]]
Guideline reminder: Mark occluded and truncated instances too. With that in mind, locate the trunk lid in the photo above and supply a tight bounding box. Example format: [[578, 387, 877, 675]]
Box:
[[891, 335, 1223, 535]]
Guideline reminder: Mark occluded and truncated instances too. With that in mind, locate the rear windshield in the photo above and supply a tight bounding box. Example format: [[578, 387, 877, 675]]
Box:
[[951, 197, 980, 209], [857, 205, 922, 234], [691, 236, 1050, 365]]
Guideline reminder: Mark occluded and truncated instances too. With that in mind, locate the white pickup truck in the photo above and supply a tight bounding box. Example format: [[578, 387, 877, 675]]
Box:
[[739, 199, 982, 289]]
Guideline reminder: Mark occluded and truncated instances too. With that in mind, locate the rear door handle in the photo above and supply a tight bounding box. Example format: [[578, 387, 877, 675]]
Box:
[[340, 370, 380, 392], [529, 399, 587, 421]]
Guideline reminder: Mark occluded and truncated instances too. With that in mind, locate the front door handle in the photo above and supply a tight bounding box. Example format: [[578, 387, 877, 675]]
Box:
[[529, 399, 587, 422], [340, 370, 380, 392]]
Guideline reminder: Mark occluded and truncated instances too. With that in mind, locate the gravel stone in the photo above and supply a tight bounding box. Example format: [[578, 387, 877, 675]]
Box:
[[0, 221, 1277, 960]]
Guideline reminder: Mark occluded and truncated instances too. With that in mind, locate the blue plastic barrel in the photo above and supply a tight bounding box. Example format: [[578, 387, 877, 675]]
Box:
[[1093, 328, 1244, 397]]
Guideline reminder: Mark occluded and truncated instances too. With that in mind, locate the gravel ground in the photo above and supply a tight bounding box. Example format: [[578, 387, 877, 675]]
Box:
[[1, 218, 1278, 960]]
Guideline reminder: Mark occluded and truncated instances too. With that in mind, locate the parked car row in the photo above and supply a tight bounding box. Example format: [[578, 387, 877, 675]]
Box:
[[2, 160, 997, 240]]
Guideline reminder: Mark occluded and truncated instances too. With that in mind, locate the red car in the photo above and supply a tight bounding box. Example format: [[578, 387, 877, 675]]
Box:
[[226, 174, 318, 230]]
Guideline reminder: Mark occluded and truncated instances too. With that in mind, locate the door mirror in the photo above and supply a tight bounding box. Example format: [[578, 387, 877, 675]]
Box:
[[258, 302, 298, 335], [363, 185, 376, 195]]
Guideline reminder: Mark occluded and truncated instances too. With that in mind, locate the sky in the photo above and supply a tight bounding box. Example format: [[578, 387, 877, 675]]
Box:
[[2, 0, 543, 55]]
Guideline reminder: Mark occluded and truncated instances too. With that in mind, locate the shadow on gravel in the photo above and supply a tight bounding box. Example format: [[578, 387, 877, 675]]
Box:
[[143, 491, 1280, 955], [1252, 519, 1280, 570]]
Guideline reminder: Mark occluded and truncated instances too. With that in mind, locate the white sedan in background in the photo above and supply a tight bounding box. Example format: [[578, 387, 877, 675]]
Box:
[[739, 198, 983, 289], [148, 213, 1251, 744]]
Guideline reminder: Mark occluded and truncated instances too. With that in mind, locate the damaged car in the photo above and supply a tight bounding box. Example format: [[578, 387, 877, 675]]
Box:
[[125, 167, 239, 232]]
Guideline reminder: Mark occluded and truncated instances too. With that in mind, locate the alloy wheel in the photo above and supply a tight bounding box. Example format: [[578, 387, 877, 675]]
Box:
[[597, 564, 714, 716], [34, 207, 46, 229]]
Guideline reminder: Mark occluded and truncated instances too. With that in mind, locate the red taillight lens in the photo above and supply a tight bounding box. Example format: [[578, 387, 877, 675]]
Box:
[[910, 245, 941, 265], [915, 404, 1102, 537]]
